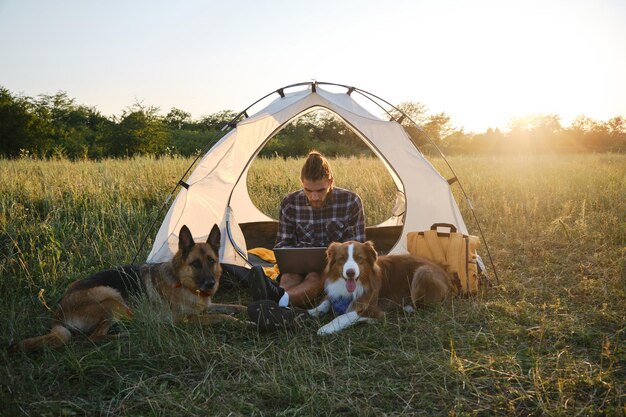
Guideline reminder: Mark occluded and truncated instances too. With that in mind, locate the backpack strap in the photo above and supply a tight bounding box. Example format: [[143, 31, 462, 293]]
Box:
[[446, 231, 464, 275], [424, 230, 448, 267], [451, 272, 463, 295]]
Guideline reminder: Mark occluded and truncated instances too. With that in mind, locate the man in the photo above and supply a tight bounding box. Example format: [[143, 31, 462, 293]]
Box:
[[247, 151, 365, 330]]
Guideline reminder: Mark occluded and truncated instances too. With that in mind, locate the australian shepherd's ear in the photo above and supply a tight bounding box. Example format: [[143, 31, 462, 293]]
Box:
[[325, 242, 340, 258], [324, 242, 341, 273], [362, 241, 377, 265]]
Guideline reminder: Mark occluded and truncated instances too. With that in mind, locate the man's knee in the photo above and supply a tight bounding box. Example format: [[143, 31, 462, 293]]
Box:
[[279, 273, 304, 290], [303, 272, 324, 292]]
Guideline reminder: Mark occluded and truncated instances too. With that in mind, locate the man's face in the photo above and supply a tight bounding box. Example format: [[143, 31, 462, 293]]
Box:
[[302, 177, 333, 209]]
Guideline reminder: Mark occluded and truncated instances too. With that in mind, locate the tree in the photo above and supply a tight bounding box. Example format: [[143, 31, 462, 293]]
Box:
[[388, 102, 455, 151], [164, 107, 191, 130], [0, 87, 37, 156], [389, 101, 429, 126], [109, 104, 167, 157], [33, 91, 106, 159], [569, 115, 626, 152], [424, 112, 454, 143], [505, 114, 564, 152], [606, 116, 626, 151], [201, 110, 239, 130]]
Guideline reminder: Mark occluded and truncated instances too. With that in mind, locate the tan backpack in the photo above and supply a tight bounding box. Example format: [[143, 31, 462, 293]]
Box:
[[407, 223, 481, 296]]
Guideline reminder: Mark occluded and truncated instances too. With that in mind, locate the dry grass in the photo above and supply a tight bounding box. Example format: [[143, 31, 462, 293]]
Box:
[[1, 153, 624, 416]]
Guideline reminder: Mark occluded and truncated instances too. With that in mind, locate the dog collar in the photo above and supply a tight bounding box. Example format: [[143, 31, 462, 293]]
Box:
[[172, 281, 210, 297]]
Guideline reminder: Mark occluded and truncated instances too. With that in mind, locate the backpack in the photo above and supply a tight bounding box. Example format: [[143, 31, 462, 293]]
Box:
[[407, 223, 481, 295]]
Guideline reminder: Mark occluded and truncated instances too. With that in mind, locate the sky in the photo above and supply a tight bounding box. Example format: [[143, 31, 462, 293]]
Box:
[[1, 0, 625, 133]]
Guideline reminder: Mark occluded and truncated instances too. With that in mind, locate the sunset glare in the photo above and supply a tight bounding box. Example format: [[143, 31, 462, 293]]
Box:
[[1, 0, 624, 133]]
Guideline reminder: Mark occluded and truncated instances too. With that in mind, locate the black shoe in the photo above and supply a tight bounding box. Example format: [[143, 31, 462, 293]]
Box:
[[248, 266, 285, 303], [248, 300, 312, 332]]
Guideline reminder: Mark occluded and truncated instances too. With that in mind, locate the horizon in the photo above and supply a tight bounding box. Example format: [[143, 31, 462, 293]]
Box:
[[1, 0, 625, 133]]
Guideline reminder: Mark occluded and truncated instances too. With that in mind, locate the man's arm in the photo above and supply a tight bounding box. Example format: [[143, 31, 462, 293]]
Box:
[[347, 194, 366, 242], [275, 196, 296, 248]]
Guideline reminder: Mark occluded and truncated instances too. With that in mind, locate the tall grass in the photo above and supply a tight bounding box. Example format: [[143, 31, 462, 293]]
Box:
[[1, 154, 624, 416]]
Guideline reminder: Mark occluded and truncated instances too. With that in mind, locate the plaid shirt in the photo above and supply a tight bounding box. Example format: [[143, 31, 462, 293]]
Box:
[[275, 187, 365, 248]]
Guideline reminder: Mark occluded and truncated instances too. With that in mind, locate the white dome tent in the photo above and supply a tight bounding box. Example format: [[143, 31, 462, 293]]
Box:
[[142, 81, 493, 280]]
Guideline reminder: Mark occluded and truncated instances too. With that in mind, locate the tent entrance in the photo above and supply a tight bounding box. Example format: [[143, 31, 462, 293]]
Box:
[[227, 107, 407, 257], [227, 106, 406, 223]]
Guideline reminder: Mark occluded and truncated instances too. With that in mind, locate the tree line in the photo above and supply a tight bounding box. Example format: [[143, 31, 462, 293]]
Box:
[[1, 86, 624, 160]]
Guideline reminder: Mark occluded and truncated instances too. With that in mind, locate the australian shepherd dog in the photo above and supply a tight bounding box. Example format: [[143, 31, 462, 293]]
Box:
[[308, 240, 453, 335], [10, 224, 245, 353]]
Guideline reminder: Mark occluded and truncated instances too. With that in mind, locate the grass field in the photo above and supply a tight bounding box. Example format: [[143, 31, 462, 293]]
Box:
[[1, 154, 624, 416]]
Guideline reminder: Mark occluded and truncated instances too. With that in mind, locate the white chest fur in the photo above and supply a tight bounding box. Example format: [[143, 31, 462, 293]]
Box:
[[324, 277, 365, 302]]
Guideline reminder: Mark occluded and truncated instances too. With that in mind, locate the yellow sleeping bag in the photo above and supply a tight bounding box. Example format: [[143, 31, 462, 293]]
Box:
[[247, 247, 280, 280]]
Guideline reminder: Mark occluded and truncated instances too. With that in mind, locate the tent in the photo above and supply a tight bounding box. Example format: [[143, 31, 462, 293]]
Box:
[[146, 81, 469, 268]]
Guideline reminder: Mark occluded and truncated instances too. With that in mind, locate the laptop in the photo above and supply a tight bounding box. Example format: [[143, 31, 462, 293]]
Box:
[[273, 247, 328, 274]]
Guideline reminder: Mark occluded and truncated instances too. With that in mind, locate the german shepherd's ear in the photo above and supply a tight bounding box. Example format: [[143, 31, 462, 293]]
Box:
[[363, 241, 378, 264], [178, 225, 195, 259], [207, 224, 221, 255]]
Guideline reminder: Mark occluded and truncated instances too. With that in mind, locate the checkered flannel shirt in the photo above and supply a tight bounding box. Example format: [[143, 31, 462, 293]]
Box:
[[275, 187, 365, 248]]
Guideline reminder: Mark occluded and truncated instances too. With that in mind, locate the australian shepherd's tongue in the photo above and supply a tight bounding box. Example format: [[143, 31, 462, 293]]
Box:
[[345, 278, 357, 293]]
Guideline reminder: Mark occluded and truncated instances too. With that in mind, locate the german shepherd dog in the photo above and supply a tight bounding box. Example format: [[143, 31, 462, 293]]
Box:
[[10, 224, 245, 353], [308, 241, 453, 335]]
